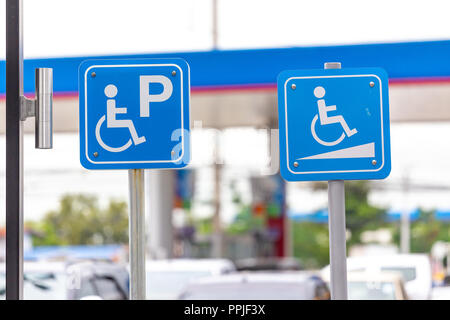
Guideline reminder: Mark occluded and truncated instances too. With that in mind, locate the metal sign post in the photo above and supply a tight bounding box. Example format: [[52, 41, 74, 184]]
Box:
[[128, 169, 146, 300], [324, 62, 348, 300], [328, 178, 348, 299], [6, 0, 24, 300], [6, 0, 54, 300]]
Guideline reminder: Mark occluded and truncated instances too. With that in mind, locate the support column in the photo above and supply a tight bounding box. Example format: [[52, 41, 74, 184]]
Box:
[[146, 170, 175, 259]]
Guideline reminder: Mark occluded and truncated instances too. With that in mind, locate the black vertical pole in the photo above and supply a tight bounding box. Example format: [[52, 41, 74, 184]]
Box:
[[6, 0, 24, 300]]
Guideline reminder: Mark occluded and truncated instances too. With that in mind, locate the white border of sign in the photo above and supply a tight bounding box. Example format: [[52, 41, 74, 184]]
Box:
[[83, 63, 186, 165], [283, 74, 385, 175]]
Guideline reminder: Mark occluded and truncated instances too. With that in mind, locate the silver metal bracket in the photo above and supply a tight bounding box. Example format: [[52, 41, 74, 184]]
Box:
[[19, 68, 53, 149], [20, 96, 35, 121]]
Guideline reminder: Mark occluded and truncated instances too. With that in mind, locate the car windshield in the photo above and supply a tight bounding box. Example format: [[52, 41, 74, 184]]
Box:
[[0, 271, 67, 300], [380, 267, 416, 282], [146, 271, 211, 299], [180, 283, 314, 300], [348, 281, 396, 300]]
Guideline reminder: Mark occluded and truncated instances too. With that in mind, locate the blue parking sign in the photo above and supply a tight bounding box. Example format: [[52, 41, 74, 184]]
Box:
[[278, 67, 391, 181], [79, 58, 190, 170]]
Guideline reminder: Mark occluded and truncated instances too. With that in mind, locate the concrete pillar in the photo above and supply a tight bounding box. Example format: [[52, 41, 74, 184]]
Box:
[[146, 170, 175, 260]]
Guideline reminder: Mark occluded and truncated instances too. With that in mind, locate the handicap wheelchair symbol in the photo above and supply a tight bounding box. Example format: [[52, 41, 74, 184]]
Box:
[[95, 76, 173, 153], [310, 86, 357, 147]]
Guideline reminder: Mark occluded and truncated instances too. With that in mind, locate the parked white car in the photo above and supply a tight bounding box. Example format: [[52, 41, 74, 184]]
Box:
[[321, 254, 432, 300], [431, 286, 450, 300], [431, 275, 450, 300], [1, 261, 128, 300], [139, 259, 236, 299], [178, 272, 330, 300], [322, 271, 408, 300]]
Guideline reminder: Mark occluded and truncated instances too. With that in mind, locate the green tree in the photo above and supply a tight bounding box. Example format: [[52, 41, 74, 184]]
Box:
[[344, 181, 386, 247], [391, 209, 450, 254], [292, 222, 329, 269], [292, 181, 387, 267], [227, 204, 265, 235], [28, 194, 129, 246], [226, 181, 265, 235]]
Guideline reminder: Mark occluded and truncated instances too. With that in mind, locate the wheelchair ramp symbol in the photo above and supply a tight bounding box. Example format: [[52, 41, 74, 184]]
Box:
[[298, 142, 375, 160]]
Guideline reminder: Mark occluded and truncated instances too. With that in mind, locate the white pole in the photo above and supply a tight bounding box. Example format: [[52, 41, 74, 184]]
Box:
[[400, 175, 410, 253], [325, 62, 348, 300], [128, 169, 146, 300], [400, 210, 410, 253], [212, 0, 218, 49], [210, 0, 224, 258]]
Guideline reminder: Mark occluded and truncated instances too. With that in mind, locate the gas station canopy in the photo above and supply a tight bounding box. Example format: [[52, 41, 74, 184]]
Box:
[[2, 40, 450, 131]]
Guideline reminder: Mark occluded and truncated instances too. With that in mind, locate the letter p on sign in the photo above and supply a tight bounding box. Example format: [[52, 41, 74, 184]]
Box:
[[139, 75, 173, 117]]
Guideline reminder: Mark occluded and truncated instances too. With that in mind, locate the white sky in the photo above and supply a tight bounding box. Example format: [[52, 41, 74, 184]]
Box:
[[0, 0, 449, 58]]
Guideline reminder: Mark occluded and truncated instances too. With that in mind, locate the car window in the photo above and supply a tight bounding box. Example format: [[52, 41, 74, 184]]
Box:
[[380, 267, 416, 282], [73, 278, 97, 300], [314, 283, 331, 300], [93, 278, 124, 300], [348, 281, 396, 300], [146, 271, 211, 299]]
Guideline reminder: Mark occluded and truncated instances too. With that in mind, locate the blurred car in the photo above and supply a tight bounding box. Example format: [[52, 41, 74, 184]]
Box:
[[321, 254, 432, 300], [66, 261, 129, 300], [177, 272, 330, 300], [142, 258, 236, 299], [0, 260, 129, 300], [431, 275, 450, 300], [235, 257, 303, 271], [323, 271, 408, 300]]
